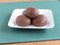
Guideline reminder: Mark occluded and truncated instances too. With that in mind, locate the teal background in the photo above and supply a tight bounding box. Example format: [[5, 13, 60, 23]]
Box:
[[0, 2, 60, 43]]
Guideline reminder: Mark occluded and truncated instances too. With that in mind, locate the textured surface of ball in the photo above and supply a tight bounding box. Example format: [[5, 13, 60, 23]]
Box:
[[32, 15, 47, 27], [16, 15, 31, 27], [23, 7, 39, 18]]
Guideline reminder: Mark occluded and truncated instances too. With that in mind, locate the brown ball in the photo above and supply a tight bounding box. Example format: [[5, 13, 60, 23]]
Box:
[[23, 7, 39, 18], [16, 15, 31, 27], [32, 15, 47, 27]]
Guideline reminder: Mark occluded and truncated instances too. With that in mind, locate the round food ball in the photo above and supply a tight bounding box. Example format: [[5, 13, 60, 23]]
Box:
[[16, 15, 31, 27], [32, 15, 47, 27], [23, 7, 39, 18]]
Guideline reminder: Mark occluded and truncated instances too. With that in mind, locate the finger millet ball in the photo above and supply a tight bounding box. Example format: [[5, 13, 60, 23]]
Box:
[[23, 7, 39, 18], [16, 15, 31, 27], [32, 15, 47, 27]]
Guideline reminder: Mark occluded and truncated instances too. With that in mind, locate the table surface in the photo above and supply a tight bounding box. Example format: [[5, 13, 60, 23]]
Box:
[[0, 0, 60, 45]]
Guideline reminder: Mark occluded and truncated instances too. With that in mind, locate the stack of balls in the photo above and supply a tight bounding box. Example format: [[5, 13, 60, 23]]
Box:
[[16, 7, 47, 27]]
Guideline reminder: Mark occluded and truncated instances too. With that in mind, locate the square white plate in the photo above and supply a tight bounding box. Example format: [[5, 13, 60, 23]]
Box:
[[8, 9, 54, 29]]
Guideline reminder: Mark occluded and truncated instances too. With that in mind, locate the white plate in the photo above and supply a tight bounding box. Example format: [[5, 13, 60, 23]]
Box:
[[8, 9, 54, 29]]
